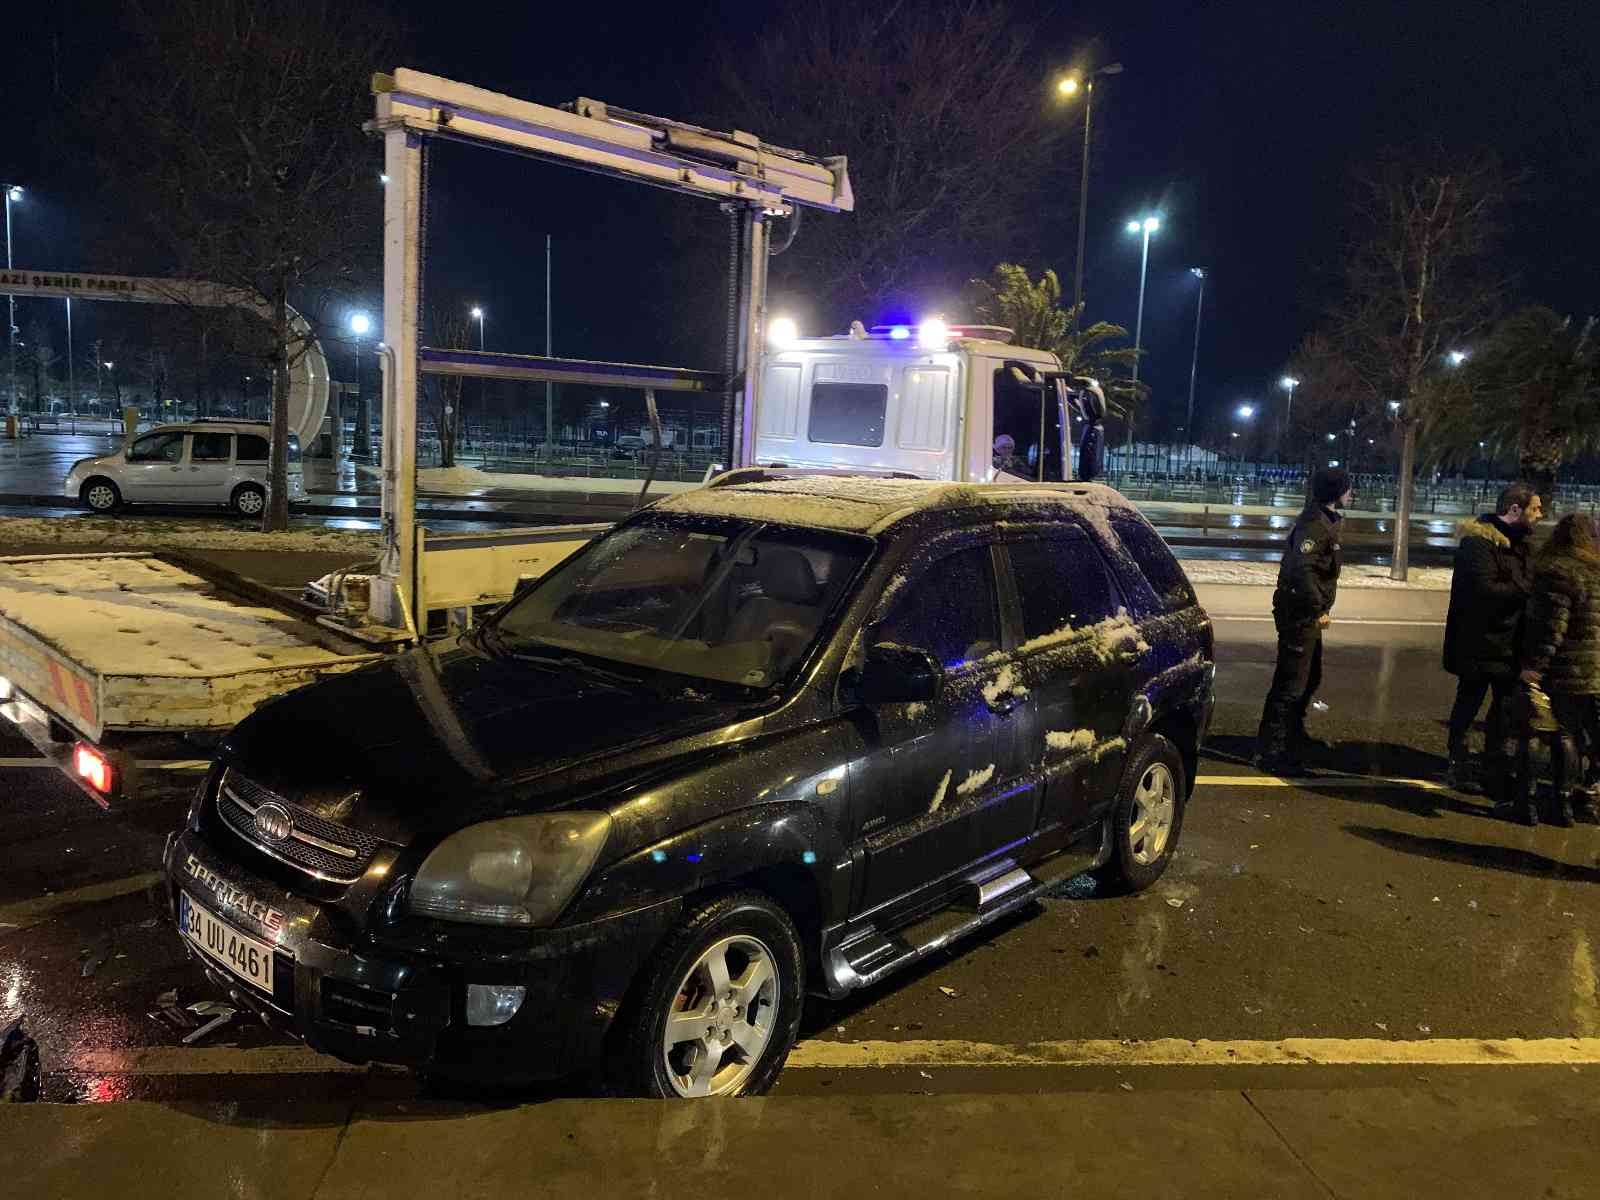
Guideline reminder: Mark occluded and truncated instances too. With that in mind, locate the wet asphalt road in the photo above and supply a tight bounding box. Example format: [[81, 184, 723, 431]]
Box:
[[3, 614, 1596, 1107]]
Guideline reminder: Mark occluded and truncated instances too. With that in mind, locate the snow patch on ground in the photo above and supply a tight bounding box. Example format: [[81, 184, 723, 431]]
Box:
[[928, 769, 952, 813], [955, 764, 996, 796], [905, 701, 928, 720], [0, 515, 378, 555], [1045, 729, 1096, 754], [411, 466, 700, 497], [1181, 560, 1453, 590]]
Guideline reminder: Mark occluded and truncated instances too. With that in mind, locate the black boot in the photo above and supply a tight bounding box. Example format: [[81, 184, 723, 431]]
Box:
[[1491, 747, 1539, 827], [1548, 736, 1577, 828]]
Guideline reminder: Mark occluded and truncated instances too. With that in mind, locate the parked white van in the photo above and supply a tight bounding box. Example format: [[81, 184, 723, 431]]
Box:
[[751, 321, 1105, 483], [64, 420, 307, 516]]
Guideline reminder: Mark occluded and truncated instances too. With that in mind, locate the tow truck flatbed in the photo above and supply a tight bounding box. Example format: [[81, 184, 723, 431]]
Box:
[[0, 552, 386, 804]]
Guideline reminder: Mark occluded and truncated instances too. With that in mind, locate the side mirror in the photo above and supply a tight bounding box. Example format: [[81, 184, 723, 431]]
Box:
[[852, 642, 943, 705]]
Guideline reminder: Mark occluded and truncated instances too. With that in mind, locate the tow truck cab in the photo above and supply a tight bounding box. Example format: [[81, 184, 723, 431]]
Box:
[[753, 322, 1105, 484]]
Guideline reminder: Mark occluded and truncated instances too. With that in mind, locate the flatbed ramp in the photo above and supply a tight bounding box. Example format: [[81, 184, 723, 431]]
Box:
[[0, 553, 383, 742]]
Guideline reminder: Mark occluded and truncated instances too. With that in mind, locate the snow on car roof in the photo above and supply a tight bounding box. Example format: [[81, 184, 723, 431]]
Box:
[[654, 475, 1137, 536]]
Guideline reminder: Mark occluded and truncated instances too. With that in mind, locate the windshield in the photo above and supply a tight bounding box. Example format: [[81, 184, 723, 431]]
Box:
[[493, 517, 872, 688]]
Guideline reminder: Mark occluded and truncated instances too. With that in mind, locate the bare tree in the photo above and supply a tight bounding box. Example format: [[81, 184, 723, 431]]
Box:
[[20, 320, 59, 412], [1332, 146, 1513, 577], [1285, 332, 1385, 469], [718, 1, 1076, 328], [81, 0, 390, 530], [421, 300, 473, 470]]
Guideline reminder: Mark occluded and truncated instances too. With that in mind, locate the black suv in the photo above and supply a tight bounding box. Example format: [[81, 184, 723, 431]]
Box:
[[165, 476, 1214, 1098]]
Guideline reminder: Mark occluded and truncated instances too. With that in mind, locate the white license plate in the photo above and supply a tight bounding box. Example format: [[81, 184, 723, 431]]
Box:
[[179, 891, 275, 992]]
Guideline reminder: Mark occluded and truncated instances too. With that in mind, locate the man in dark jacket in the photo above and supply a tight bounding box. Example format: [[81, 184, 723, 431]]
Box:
[[1441, 483, 1541, 795], [1255, 466, 1351, 774]]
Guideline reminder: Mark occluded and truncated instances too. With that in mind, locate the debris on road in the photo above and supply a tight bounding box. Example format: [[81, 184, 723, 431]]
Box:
[[0, 1016, 41, 1103], [1165, 898, 1185, 909], [938, 986, 959, 998], [1118, 1081, 1134, 1091], [181, 1002, 237, 1045]]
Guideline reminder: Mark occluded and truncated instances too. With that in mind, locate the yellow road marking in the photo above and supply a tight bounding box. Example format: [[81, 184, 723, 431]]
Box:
[[64, 1037, 1600, 1078], [1196, 773, 1453, 792], [0, 872, 164, 930]]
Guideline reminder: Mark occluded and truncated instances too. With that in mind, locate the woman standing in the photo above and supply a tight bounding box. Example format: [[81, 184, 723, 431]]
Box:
[[1518, 512, 1600, 826]]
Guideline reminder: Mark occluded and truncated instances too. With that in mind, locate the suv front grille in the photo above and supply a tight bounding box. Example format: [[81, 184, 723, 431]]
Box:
[[216, 769, 380, 883]]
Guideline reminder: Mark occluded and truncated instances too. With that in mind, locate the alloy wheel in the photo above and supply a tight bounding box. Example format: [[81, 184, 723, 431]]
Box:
[[235, 488, 265, 515], [1128, 762, 1176, 865], [661, 934, 780, 1097], [86, 484, 117, 511]]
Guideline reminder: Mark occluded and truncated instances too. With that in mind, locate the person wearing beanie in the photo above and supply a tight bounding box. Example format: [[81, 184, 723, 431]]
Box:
[[1254, 466, 1352, 774]]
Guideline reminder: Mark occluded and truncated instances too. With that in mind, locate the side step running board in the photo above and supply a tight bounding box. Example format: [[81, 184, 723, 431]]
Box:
[[826, 845, 1098, 993]]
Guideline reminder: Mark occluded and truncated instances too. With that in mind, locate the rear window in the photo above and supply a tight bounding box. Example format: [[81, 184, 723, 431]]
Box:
[[808, 382, 887, 447], [191, 432, 233, 461], [237, 434, 268, 462], [1007, 535, 1123, 642], [1108, 509, 1196, 612]]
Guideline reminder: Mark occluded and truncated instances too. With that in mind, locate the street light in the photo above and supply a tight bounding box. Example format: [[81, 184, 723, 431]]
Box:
[[1184, 267, 1207, 470], [470, 305, 485, 350], [349, 312, 373, 457], [4, 183, 21, 413], [1447, 349, 1469, 366], [1236, 403, 1255, 420], [1123, 214, 1160, 466], [1277, 375, 1300, 459], [1054, 62, 1124, 323], [1388, 400, 1401, 413]]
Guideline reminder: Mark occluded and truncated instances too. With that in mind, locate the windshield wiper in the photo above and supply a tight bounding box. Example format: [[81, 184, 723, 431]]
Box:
[[501, 645, 650, 690]]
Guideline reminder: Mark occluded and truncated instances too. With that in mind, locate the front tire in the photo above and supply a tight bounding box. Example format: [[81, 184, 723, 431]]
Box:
[[231, 482, 266, 516], [618, 891, 803, 1098], [1096, 732, 1187, 893], [80, 478, 122, 513]]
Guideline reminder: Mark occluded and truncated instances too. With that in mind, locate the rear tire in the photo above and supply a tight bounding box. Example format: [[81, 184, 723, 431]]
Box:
[[231, 483, 266, 517], [1095, 732, 1187, 894], [80, 478, 122, 513], [616, 891, 803, 1099]]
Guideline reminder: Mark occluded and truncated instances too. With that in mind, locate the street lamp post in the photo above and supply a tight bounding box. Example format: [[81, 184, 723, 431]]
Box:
[[349, 311, 372, 459], [1278, 375, 1299, 465], [1186, 267, 1206, 470], [471, 306, 486, 351], [1123, 215, 1160, 469], [4, 184, 21, 413], [1056, 63, 1124, 324]]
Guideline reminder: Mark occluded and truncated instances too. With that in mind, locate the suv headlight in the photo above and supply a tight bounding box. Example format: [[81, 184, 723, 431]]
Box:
[[408, 813, 611, 927]]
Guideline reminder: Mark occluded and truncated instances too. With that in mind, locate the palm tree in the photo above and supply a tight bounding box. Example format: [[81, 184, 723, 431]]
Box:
[[969, 264, 1144, 417], [1422, 306, 1600, 498]]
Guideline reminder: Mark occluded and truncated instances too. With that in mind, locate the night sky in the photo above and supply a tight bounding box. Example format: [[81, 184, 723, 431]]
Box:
[[3, 0, 1597, 440]]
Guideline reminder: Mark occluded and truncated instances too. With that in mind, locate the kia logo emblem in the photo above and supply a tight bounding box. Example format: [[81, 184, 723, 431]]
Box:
[[254, 802, 294, 843]]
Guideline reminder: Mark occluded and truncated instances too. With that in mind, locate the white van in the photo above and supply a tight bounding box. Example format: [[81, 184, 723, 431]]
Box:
[[64, 420, 307, 516], [752, 323, 1100, 483]]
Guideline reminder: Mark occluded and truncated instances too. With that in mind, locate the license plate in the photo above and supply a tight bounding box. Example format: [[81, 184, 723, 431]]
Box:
[[179, 891, 275, 992]]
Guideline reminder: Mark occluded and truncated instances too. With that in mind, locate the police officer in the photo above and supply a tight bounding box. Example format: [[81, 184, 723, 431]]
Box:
[[1254, 466, 1352, 774]]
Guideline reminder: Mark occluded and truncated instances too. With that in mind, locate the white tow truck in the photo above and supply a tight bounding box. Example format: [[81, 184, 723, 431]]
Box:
[[0, 69, 1110, 806]]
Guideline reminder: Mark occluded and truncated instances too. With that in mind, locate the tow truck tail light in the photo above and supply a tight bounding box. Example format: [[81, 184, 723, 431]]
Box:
[[74, 742, 114, 795]]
